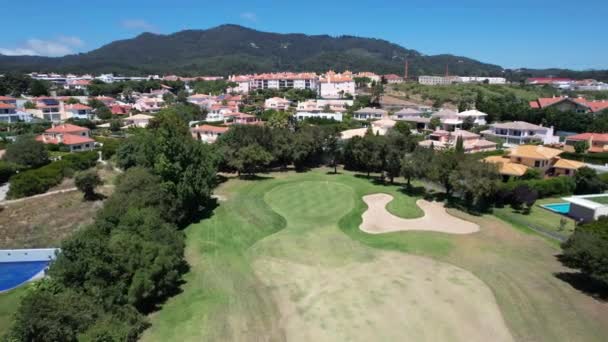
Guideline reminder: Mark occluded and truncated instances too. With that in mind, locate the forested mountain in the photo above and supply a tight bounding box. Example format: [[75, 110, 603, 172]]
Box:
[[0, 24, 504, 76]]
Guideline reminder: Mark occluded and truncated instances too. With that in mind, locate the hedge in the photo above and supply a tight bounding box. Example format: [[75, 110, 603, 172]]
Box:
[[499, 176, 576, 199], [560, 152, 608, 165], [0, 161, 19, 184], [7, 151, 99, 199]]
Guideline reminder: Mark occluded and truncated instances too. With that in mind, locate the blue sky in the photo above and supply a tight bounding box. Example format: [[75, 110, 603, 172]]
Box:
[[1, 0, 606, 70]]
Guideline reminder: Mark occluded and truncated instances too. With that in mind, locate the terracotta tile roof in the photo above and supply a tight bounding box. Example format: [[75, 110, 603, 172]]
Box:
[[37, 134, 94, 145], [45, 124, 89, 134], [0, 102, 16, 109], [508, 145, 563, 160], [0, 96, 16, 101], [110, 104, 131, 115], [566, 133, 608, 143], [553, 158, 586, 170], [484, 156, 529, 176], [530, 96, 608, 113], [66, 103, 92, 110], [191, 125, 229, 134]]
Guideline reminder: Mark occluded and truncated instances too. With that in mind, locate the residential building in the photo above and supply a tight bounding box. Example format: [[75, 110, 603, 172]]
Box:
[[383, 74, 404, 84], [191, 124, 229, 143], [354, 72, 381, 85], [481, 121, 559, 146], [432, 109, 462, 130], [0, 101, 32, 123], [353, 107, 387, 120], [318, 71, 356, 99], [529, 96, 608, 113], [418, 128, 497, 153], [564, 133, 608, 153], [64, 103, 93, 120], [124, 114, 154, 128], [295, 112, 343, 122], [28, 97, 63, 122], [296, 99, 353, 113], [228, 72, 318, 93], [340, 119, 395, 140], [133, 98, 165, 113], [391, 108, 425, 120], [110, 104, 132, 116], [457, 109, 488, 125], [93, 96, 117, 107], [36, 124, 95, 152], [226, 112, 262, 125], [484, 145, 585, 178], [264, 97, 291, 110], [64, 79, 91, 90]]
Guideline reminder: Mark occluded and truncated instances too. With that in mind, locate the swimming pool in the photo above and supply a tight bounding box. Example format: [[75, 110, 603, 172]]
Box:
[[542, 202, 571, 215], [0, 261, 50, 292]]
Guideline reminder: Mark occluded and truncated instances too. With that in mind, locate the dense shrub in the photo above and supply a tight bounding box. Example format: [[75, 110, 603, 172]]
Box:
[[7, 151, 98, 199], [560, 152, 608, 165], [0, 161, 19, 184], [499, 176, 576, 199], [561, 218, 608, 287], [3, 135, 49, 169]]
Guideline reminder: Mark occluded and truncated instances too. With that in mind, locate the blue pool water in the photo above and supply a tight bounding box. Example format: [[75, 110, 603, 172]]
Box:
[[542, 203, 571, 214], [0, 261, 49, 291]]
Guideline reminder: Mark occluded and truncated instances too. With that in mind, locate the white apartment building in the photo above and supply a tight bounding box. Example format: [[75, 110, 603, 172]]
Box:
[[419, 75, 506, 85], [458, 77, 507, 84], [418, 76, 460, 85], [318, 71, 355, 99], [264, 97, 291, 110], [228, 73, 318, 93]]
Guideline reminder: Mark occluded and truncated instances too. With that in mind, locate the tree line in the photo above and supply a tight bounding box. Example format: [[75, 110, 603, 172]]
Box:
[[5, 112, 218, 341]]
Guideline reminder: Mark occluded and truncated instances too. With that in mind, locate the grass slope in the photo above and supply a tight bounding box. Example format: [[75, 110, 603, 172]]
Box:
[[143, 169, 608, 341]]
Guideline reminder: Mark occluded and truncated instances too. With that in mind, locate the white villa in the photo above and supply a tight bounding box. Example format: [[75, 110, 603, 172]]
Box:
[[481, 121, 559, 146], [353, 107, 388, 121], [124, 114, 154, 128], [191, 124, 229, 143], [264, 97, 291, 110], [318, 71, 356, 99]]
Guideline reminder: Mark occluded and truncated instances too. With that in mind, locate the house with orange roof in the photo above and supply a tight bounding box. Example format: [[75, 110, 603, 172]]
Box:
[[383, 74, 404, 84], [0, 101, 33, 123], [36, 124, 95, 152], [227, 112, 262, 125], [319, 71, 355, 99], [564, 133, 608, 153], [110, 104, 132, 116], [191, 124, 229, 143], [529, 96, 608, 113], [484, 145, 585, 178]]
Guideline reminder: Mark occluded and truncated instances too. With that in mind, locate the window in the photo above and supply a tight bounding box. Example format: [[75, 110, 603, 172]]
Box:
[[565, 169, 570, 175], [534, 161, 540, 167]]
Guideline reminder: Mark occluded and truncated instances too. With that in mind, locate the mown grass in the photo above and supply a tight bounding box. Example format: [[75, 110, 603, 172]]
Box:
[[492, 197, 576, 242], [139, 169, 608, 341]]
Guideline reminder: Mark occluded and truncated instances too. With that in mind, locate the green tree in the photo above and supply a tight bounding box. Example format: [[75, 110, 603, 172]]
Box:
[[231, 143, 273, 176], [454, 136, 464, 154], [561, 218, 608, 287], [267, 110, 291, 129], [574, 167, 606, 195], [65, 97, 81, 104], [574, 140, 589, 154], [23, 100, 36, 109], [393, 121, 412, 136], [429, 117, 441, 130], [4, 135, 49, 168], [95, 105, 112, 120], [324, 129, 342, 174], [449, 158, 500, 210], [74, 169, 103, 200], [29, 79, 50, 96]]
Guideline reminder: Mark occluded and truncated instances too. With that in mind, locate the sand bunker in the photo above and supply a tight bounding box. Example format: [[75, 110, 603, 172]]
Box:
[[360, 193, 479, 234]]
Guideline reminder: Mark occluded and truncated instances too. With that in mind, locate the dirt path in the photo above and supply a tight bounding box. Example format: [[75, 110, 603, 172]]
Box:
[[360, 193, 479, 234]]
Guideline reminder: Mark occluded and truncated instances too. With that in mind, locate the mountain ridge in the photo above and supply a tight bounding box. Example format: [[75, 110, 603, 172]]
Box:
[[1, 24, 603, 80]]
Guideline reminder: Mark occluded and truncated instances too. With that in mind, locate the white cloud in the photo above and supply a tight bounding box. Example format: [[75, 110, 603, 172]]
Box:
[[240, 12, 258, 22], [121, 19, 157, 32], [0, 36, 84, 57]]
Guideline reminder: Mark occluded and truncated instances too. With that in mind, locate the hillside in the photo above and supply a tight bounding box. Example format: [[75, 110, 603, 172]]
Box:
[[0, 24, 504, 76]]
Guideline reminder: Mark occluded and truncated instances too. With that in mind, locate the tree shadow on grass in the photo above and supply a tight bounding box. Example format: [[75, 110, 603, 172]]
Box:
[[239, 174, 275, 181], [554, 271, 608, 302], [140, 261, 190, 314]]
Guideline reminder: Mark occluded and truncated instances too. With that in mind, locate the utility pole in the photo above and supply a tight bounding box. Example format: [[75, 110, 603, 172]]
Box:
[[404, 60, 409, 80]]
